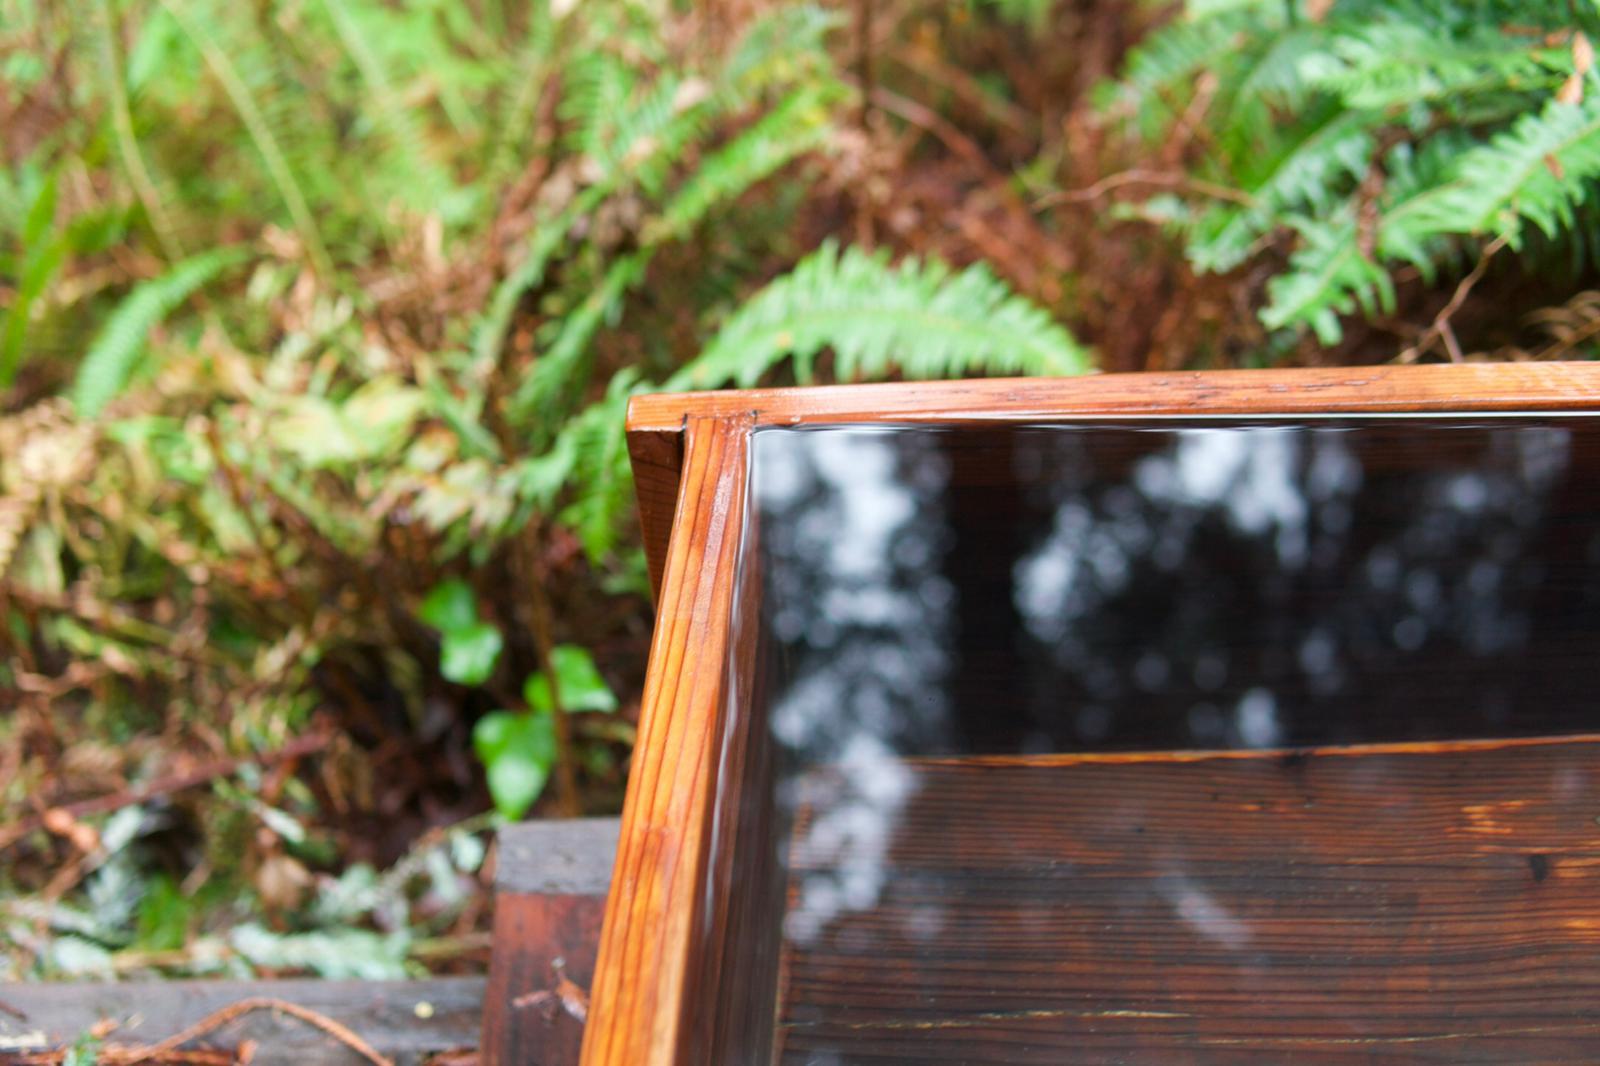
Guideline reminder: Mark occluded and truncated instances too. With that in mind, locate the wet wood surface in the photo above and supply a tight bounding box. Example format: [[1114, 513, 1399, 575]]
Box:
[[609, 368, 1600, 1063], [774, 735, 1600, 1063], [625, 364, 1600, 588], [581, 415, 754, 1066]]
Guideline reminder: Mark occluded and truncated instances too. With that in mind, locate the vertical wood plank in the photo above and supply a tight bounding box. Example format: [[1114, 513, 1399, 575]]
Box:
[[481, 818, 619, 1066], [481, 894, 605, 1066], [581, 414, 753, 1066], [625, 424, 684, 602]]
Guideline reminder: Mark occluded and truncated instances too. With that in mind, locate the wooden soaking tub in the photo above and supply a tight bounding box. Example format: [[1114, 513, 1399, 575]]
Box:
[[584, 364, 1600, 1064]]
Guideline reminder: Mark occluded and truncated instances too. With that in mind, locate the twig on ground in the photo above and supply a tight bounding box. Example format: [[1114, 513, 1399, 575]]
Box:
[[99, 997, 395, 1066]]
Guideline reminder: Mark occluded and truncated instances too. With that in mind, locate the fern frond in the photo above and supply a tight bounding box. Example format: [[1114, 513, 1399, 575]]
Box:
[[1423, 91, 1600, 247], [649, 82, 841, 244], [506, 252, 647, 430], [1305, 20, 1561, 112], [72, 248, 246, 417], [1103, 8, 1275, 138], [314, 0, 463, 225], [1261, 137, 1468, 341], [158, 0, 333, 278], [719, 5, 841, 99], [1189, 106, 1378, 272], [555, 380, 634, 564], [1260, 212, 1389, 343], [470, 205, 587, 373], [670, 240, 1089, 390]]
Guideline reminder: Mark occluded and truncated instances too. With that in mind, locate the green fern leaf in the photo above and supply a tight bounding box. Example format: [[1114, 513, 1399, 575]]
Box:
[[72, 248, 246, 417], [670, 240, 1089, 391], [649, 82, 841, 244], [1261, 138, 1467, 342], [1261, 212, 1391, 344], [549, 376, 636, 564], [1305, 21, 1561, 112], [1424, 91, 1600, 246], [1190, 106, 1379, 272], [157, 0, 333, 277], [506, 252, 647, 430]]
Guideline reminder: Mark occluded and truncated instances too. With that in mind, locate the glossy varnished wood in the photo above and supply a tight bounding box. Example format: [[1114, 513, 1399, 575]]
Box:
[[626, 363, 1600, 601], [604, 366, 1600, 1064], [775, 735, 1600, 1063], [581, 415, 752, 1066]]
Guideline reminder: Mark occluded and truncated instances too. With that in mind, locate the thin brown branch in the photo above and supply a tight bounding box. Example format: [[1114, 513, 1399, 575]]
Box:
[[113, 997, 393, 1066], [867, 85, 1002, 181], [1397, 235, 1508, 364], [1035, 169, 1257, 208], [1, 730, 332, 851]]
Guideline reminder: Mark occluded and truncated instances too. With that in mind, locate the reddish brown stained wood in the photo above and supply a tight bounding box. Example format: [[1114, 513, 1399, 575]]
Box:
[[581, 415, 753, 1066], [605, 367, 1600, 1063], [774, 738, 1600, 1063], [481, 894, 605, 1066], [482, 818, 618, 1066], [625, 363, 1600, 601], [625, 421, 683, 600]]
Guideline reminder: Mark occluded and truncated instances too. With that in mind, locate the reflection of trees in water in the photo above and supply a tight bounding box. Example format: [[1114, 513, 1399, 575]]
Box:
[[1012, 424, 1575, 749], [753, 428, 954, 943], [752, 420, 1596, 943]]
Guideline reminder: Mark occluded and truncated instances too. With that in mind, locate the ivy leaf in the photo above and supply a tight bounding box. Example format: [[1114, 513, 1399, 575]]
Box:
[[473, 709, 556, 819], [418, 578, 478, 634], [524, 644, 617, 714], [440, 621, 502, 686]]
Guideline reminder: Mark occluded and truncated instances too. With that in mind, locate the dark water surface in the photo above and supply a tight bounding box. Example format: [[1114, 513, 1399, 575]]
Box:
[[712, 418, 1600, 1063]]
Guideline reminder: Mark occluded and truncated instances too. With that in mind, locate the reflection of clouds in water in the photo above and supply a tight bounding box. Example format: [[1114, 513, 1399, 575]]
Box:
[[1012, 424, 1572, 747], [1234, 688, 1281, 749], [1160, 874, 1253, 952], [1136, 428, 1317, 567], [783, 735, 914, 944], [755, 429, 952, 946], [1017, 430, 1356, 642]]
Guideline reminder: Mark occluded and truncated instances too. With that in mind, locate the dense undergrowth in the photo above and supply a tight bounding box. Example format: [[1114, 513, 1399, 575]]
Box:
[[1, 0, 1597, 980]]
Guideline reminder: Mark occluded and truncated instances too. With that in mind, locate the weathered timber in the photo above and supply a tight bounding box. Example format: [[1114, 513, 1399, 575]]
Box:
[[0, 978, 482, 1066], [774, 737, 1600, 1063], [1, 818, 624, 1066], [480, 818, 619, 1066]]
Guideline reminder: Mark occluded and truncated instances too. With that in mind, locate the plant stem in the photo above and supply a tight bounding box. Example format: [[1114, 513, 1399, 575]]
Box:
[[524, 527, 581, 817]]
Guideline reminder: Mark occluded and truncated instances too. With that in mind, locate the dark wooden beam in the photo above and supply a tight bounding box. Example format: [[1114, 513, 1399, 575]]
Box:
[[480, 818, 619, 1066]]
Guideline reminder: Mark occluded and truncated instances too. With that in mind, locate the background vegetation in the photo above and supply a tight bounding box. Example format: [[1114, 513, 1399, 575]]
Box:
[[2, 0, 1596, 980]]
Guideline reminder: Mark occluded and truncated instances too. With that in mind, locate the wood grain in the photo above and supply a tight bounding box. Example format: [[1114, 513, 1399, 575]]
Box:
[[608, 367, 1600, 1063], [482, 818, 618, 1066], [580, 414, 753, 1066], [774, 737, 1600, 1063], [626, 421, 684, 600], [625, 363, 1600, 601]]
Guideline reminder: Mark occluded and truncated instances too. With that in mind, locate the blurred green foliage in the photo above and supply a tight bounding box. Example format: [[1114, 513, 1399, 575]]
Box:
[[7, 0, 1597, 980], [1106, 0, 1600, 348], [0, 0, 1085, 977]]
